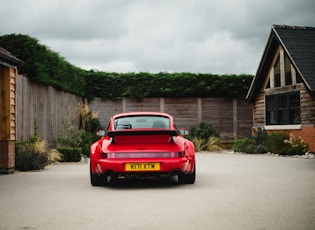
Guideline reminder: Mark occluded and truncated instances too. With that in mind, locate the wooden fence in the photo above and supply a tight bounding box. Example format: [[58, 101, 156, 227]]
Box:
[[16, 75, 83, 143], [16, 75, 253, 144], [89, 97, 253, 142]]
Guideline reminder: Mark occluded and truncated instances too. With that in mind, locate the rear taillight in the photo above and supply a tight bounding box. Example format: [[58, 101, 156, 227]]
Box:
[[101, 152, 184, 158], [101, 153, 108, 159], [101, 152, 116, 159], [173, 151, 185, 158]]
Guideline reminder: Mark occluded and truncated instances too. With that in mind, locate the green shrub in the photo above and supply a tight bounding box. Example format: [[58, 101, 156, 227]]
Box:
[[58, 119, 84, 148], [265, 132, 288, 153], [233, 139, 265, 154], [47, 149, 62, 163], [57, 147, 82, 162], [80, 131, 100, 158], [15, 122, 50, 171], [233, 137, 254, 153], [15, 151, 49, 171], [79, 105, 102, 157], [15, 138, 49, 171], [233, 130, 308, 155], [280, 134, 308, 155], [191, 137, 208, 152], [58, 105, 102, 158], [191, 122, 219, 140], [207, 137, 221, 151], [233, 128, 268, 154], [190, 122, 220, 151], [249, 127, 268, 148], [279, 146, 306, 155], [80, 104, 101, 132]]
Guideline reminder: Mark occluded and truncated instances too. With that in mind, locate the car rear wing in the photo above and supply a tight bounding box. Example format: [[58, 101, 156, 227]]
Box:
[[106, 130, 179, 137]]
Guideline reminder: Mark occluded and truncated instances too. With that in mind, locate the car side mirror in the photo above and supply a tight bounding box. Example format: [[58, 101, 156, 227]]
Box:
[[96, 129, 106, 136], [178, 129, 190, 136]]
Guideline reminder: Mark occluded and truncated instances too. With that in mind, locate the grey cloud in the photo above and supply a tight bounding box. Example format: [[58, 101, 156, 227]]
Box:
[[0, 0, 314, 74]]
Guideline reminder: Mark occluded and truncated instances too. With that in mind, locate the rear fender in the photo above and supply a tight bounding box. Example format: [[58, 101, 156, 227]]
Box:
[[184, 142, 195, 172]]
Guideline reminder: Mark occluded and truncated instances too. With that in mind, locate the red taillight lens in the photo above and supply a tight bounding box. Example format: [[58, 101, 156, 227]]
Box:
[[101, 153, 108, 159], [101, 152, 184, 158], [173, 152, 185, 157]]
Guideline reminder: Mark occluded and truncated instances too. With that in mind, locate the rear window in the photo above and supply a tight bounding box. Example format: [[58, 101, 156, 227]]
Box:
[[114, 116, 170, 130]]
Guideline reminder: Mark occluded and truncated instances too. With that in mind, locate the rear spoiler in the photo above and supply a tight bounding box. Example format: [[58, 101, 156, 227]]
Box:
[[106, 130, 179, 137]]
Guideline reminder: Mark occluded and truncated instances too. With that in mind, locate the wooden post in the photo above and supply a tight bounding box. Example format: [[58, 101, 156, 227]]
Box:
[[233, 99, 238, 140], [197, 98, 202, 123], [122, 97, 126, 113], [160, 98, 164, 112], [0, 67, 17, 174]]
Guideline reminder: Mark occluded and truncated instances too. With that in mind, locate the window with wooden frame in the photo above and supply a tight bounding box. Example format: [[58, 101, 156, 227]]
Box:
[[265, 92, 301, 125], [265, 47, 303, 89]]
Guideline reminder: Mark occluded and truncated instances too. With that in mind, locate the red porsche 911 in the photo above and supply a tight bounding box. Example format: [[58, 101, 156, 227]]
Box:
[[90, 112, 196, 186]]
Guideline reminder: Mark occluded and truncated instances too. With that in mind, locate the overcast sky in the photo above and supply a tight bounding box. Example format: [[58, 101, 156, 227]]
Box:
[[1, 0, 314, 74]]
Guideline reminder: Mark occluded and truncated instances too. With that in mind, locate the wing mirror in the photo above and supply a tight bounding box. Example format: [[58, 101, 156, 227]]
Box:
[[178, 129, 190, 136], [96, 129, 106, 136]]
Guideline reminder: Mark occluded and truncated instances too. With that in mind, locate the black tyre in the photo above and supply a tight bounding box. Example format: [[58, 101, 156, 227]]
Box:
[[178, 164, 196, 184], [90, 167, 108, 186]]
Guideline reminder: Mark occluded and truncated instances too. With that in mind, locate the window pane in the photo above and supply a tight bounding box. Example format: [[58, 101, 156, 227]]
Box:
[[270, 111, 276, 124], [290, 109, 300, 124], [274, 56, 281, 87], [265, 92, 300, 125], [290, 94, 300, 108], [278, 95, 287, 109], [284, 55, 292, 85], [278, 109, 289, 124], [115, 116, 170, 129], [266, 97, 274, 110], [290, 93, 300, 124], [266, 96, 276, 125], [267, 110, 276, 125]]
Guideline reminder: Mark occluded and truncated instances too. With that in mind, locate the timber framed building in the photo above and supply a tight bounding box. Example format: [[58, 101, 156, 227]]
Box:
[[246, 25, 315, 152]]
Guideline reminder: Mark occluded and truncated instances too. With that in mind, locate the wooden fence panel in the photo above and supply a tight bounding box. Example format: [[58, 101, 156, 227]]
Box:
[[89, 97, 253, 141], [16, 75, 83, 143], [237, 99, 253, 137], [16, 75, 253, 143], [88, 98, 122, 127], [164, 98, 198, 129], [201, 98, 234, 139], [125, 98, 161, 113]]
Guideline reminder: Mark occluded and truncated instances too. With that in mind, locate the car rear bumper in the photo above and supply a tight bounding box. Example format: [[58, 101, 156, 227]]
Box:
[[91, 157, 193, 176]]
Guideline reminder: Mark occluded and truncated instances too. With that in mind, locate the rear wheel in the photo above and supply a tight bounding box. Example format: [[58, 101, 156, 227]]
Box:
[[90, 167, 108, 186], [178, 164, 196, 184]]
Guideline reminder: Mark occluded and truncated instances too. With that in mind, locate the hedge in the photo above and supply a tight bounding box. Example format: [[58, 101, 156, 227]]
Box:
[[0, 34, 254, 100], [57, 147, 82, 162], [84, 71, 253, 100]]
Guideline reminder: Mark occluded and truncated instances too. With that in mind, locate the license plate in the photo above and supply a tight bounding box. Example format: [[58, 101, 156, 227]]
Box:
[[125, 163, 160, 171]]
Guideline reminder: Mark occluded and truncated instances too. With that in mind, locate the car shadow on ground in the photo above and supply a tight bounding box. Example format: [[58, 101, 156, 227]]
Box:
[[105, 176, 183, 190]]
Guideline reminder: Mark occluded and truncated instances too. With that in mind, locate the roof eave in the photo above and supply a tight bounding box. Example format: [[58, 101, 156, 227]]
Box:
[[246, 27, 277, 104], [0, 48, 24, 67]]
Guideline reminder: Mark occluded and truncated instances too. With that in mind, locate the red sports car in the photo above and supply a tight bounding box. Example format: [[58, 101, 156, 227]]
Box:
[[90, 112, 196, 186]]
